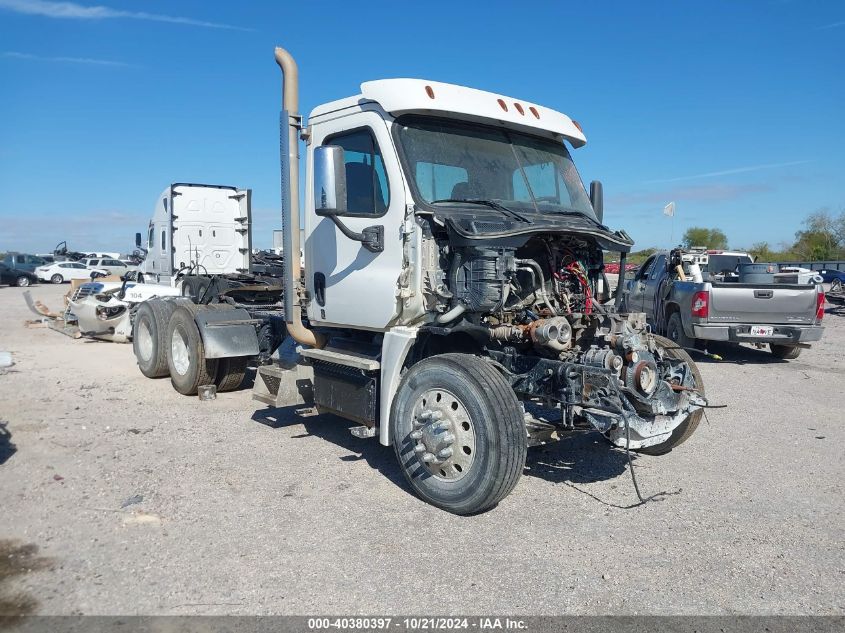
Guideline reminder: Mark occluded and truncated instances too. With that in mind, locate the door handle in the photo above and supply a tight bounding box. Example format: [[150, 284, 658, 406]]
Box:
[[326, 216, 384, 253], [754, 290, 773, 299]]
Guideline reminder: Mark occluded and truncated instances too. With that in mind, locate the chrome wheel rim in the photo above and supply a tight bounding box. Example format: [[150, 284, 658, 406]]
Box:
[[170, 327, 190, 376], [18, 277, 29, 287], [410, 388, 476, 482], [137, 319, 154, 362]]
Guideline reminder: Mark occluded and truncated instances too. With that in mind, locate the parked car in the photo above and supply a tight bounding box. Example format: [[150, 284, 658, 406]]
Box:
[[2, 253, 49, 272], [34, 261, 107, 284], [818, 269, 845, 285], [0, 263, 38, 287], [80, 257, 133, 277]]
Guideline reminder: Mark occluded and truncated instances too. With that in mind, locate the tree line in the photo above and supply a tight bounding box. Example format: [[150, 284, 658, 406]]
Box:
[[626, 208, 845, 264]]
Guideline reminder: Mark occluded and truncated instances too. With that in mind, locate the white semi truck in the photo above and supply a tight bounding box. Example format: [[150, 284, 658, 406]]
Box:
[[134, 182, 252, 288], [134, 46, 708, 514]]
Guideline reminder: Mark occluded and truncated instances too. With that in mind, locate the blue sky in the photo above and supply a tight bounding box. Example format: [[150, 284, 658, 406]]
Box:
[[0, 0, 843, 254]]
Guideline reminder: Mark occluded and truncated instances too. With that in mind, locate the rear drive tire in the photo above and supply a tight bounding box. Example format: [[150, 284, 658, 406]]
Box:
[[16, 276, 31, 287], [391, 353, 527, 515], [770, 344, 801, 360], [666, 312, 696, 350], [50, 274, 63, 284], [215, 356, 249, 392], [180, 277, 196, 301], [636, 334, 705, 456], [133, 299, 177, 378], [831, 278, 842, 292], [166, 306, 218, 395], [180, 276, 211, 303]]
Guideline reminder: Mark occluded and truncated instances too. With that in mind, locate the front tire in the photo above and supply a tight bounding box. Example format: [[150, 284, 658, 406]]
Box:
[[50, 273, 63, 284], [391, 353, 527, 515], [16, 276, 31, 287], [636, 334, 705, 456], [770, 344, 801, 360], [166, 306, 218, 395]]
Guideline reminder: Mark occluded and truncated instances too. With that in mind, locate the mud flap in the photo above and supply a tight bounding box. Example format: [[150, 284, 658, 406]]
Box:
[[194, 308, 260, 359]]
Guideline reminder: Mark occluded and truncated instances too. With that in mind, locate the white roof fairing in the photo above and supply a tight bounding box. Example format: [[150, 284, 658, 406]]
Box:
[[359, 78, 587, 147]]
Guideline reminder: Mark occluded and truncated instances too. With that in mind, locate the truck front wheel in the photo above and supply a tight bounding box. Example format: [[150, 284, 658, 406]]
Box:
[[166, 306, 218, 395], [391, 353, 527, 515], [637, 334, 705, 455]]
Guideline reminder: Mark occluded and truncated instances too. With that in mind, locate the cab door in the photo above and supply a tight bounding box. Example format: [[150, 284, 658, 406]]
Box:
[[640, 254, 666, 319], [305, 112, 406, 330], [626, 255, 656, 313]]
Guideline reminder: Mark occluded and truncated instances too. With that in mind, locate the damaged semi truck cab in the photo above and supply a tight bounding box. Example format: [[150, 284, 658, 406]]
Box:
[[253, 47, 708, 514]]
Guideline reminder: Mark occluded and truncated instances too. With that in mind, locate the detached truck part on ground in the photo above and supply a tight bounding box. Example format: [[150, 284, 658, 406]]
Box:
[[134, 46, 708, 514]]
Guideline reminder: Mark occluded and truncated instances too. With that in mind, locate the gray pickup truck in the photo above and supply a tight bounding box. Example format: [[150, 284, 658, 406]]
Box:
[[624, 250, 825, 360]]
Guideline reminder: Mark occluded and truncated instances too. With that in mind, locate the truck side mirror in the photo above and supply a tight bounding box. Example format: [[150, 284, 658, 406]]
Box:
[[589, 180, 604, 224], [135, 232, 142, 248], [314, 145, 347, 217]]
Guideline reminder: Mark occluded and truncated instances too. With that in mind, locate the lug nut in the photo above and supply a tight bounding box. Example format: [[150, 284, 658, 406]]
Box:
[[441, 433, 455, 445], [410, 430, 423, 440], [437, 447, 453, 459], [421, 452, 436, 463], [413, 444, 426, 454]]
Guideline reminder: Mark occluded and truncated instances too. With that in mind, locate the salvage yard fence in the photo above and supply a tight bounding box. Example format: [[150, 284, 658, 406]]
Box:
[[776, 260, 845, 272]]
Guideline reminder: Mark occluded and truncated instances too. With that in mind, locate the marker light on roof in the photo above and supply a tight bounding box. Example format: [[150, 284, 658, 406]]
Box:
[[572, 120, 583, 133], [425, 85, 435, 99], [497, 99, 508, 112], [529, 106, 540, 119], [514, 102, 524, 115]]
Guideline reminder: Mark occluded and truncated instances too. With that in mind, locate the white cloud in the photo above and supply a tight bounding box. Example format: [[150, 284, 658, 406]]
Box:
[[817, 20, 845, 30], [0, 0, 251, 31], [645, 160, 811, 184], [2, 51, 131, 67]]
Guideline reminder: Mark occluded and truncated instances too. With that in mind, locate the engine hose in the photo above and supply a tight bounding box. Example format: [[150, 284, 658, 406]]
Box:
[[437, 303, 467, 324], [515, 259, 555, 314]]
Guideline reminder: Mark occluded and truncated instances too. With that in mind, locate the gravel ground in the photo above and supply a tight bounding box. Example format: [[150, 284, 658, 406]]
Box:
[[0, 283, 843, 616]]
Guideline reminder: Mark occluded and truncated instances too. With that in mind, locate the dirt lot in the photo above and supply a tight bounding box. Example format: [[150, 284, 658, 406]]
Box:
[[0, 283, 843, 616]]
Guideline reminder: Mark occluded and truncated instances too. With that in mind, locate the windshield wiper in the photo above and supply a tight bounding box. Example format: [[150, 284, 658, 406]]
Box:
[[431, 198, 533, 224]]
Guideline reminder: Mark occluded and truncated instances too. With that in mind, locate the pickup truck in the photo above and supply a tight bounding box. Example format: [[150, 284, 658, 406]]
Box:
[[625, 249, 825, 359]]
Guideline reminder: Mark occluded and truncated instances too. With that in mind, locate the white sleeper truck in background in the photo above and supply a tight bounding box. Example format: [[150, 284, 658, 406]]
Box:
[[138, 183, 251, 284]]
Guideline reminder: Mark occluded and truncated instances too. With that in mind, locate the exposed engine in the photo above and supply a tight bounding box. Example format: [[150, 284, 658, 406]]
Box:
[[425, 234, 706, 450]]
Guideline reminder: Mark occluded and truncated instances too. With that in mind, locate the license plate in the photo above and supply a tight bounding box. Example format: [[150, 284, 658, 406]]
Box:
[[750, 325, 773, 336]]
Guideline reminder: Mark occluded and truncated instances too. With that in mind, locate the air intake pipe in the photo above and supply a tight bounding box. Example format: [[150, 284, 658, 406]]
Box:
[[274, 46, 325, 348]]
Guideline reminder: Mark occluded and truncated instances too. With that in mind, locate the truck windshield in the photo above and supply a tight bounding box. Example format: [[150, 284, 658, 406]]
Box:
[[396, 115, 596, 221]]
